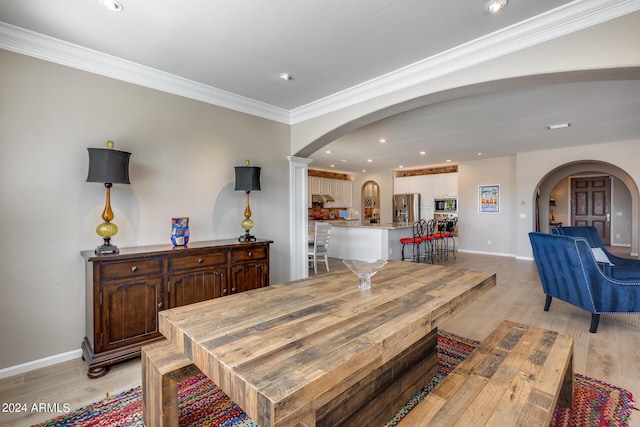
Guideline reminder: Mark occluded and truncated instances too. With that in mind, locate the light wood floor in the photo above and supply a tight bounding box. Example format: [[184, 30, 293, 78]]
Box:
[[1, 250, 638, 426]]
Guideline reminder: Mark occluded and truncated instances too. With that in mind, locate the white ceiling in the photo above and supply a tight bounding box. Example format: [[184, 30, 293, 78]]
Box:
[[1, 0, 639, 174]]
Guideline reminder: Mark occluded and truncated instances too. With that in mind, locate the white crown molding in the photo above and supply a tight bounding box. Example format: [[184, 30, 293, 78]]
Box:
[[1, 0, 638, 126], [0, 22, 291, 124], [289, 0, 640, 124]]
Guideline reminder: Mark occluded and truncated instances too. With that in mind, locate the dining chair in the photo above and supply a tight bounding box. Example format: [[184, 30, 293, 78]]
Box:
[[309, 222, 332, 274]]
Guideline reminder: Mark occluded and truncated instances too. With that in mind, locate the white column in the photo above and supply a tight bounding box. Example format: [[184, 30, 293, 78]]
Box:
[[288, 156, 313, 281]]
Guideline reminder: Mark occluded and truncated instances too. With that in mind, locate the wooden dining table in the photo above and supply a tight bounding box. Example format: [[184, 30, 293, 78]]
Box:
[[156, 260, 496, 426]]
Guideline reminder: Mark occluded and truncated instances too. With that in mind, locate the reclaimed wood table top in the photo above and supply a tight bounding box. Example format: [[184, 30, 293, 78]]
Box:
[[158, 260, 496, 426]]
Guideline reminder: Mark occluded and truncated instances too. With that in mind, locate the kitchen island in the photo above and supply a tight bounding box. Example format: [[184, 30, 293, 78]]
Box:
[[322, 221, 415, 261]]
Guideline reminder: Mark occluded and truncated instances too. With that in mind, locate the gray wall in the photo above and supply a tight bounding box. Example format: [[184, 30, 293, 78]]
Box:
[[0, 49, 291, 370]]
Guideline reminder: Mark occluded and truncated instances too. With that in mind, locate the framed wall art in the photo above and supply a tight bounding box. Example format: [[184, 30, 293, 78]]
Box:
[[478, 184, 500, 214]]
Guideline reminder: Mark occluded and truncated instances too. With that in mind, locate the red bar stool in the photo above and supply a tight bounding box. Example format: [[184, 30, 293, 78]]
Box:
[[444, 218, 457, 259], [400, 220, 426, 262], [421, 219, 436, 264]]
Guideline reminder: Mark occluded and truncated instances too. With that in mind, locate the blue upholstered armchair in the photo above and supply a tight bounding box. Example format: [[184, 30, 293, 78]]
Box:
[[555, 226, 640, 279], [529, 232, 640, 333]]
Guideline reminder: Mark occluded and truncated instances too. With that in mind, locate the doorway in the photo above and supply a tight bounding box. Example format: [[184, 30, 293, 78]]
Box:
[[571, 175, 611, 245]]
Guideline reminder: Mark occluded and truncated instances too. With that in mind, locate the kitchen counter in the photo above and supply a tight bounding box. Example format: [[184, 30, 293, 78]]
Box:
[[331, 221, 414, 229], [323, 221, 415, 260], [310, 220, 414, 229]]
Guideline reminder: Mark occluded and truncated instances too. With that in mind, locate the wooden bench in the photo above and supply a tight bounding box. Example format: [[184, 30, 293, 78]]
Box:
[[397, 320, 574, 427], [141, 340, 201, 427]]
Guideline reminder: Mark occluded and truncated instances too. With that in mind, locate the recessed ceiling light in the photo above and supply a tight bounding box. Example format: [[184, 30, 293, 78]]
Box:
[[399, 165, 404, 169], [362, 169, 367, 173], [446, 159, 452, 163], [278, 72, 292, 81], [547, 122, 571, 130], [485, 0, 507, 14], [339, 159, 349, 163], [99, 0, 123, 12], [478, 152, 483, 156], [419, 151, 426, 155], [379, 139, 387, 143], [330, 164, 335, 168], [325, 150, 332, 154], [367, 159, 372, 163]]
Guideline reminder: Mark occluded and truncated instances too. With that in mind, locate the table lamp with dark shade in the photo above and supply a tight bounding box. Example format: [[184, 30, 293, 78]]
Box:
[[549, 198, 557, 222], [235, 160, 261, 242], [86, 140, 131, 255]]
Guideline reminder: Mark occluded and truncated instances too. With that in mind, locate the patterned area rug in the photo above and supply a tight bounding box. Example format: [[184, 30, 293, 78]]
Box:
[[35, 331, 635, 427]]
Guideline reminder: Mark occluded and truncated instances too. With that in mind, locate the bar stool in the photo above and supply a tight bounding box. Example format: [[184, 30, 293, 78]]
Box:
[[421, 219, 436, 264], [432, 219, 447, 261], [444, 218, 457, 259], [400, 220, 426, 262]]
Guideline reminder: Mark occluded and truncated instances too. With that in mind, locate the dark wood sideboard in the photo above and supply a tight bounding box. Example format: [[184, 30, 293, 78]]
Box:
[[80, 239, 272, 378]]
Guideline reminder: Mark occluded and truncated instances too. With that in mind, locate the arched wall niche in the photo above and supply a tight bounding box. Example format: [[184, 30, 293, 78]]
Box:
[[533, 160, 639, 255]]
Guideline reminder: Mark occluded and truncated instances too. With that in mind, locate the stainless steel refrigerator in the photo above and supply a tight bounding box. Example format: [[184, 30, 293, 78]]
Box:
[[393, 193, 421, 223]]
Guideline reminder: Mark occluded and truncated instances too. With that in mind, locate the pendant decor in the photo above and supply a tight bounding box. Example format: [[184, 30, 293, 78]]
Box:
[[171, 217, 190, 246]]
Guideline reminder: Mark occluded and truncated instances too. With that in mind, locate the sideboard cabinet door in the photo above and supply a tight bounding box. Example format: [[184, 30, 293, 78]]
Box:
[[168, 250, 228, 306], [231, 262, 268, 293], [99, 278, 163, 352], [229, 243, 269, 293], [169, 267, 227, 306]]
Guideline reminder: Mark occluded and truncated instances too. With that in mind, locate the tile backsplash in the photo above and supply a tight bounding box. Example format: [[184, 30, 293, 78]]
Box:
[[309, 203, 347, 219]]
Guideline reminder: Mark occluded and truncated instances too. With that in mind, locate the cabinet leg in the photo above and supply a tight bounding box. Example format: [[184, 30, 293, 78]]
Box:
[[87, 365, 110, 379]]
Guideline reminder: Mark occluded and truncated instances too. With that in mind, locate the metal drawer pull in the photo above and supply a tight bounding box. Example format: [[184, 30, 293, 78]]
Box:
[[157, 302, 163, 308], [247, 251, 253, 257], [131, 266, 138, 272], [196, 258, 204, 263]]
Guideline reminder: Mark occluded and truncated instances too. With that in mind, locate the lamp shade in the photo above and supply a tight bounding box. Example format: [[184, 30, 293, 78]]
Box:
[[549, 199, 557, 207], [87, 148, 131, 184], [234, 166, 261, 191]]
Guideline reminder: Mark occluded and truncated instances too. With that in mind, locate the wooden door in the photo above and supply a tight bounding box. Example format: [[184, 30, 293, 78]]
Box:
[[571, 176, 611, 244]]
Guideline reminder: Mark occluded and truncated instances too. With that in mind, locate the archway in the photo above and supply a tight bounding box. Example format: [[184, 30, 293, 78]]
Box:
[[293, 68, 640, 159], [533, 160, 639, 255]]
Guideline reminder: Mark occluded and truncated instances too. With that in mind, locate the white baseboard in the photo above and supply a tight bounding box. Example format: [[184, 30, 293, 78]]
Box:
[[458, 249, 517, 258], [0, 349, 83, 380]]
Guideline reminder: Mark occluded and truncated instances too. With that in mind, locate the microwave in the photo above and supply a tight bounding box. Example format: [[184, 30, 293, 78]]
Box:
[[434, 198, 457, 212]]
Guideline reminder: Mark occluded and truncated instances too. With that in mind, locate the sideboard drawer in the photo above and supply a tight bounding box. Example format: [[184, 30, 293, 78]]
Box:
[[100, 258, 163, 280], [170, 251, 227, 271], [230, 246, 267, 263]]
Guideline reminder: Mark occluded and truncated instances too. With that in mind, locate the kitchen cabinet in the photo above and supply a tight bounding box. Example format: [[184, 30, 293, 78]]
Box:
[[393, 176, 421, 195], [431, 173, 458, 197], [394, 173, 458, 198], [394, 173, 458, 219], [333, 179, 353, 208], [81, 239, 271, 378], [308, 176, 353, 208]]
